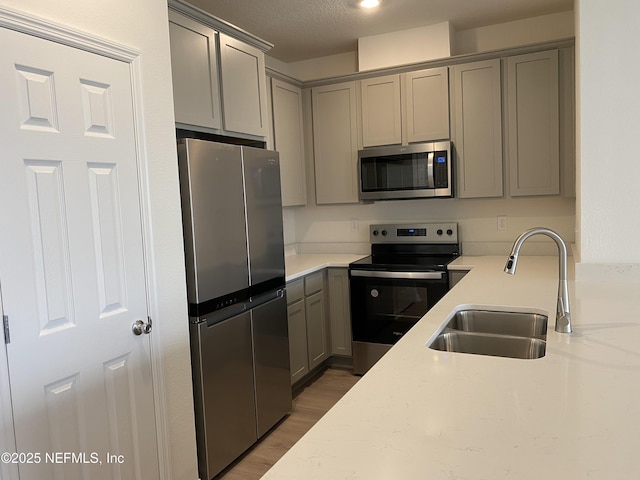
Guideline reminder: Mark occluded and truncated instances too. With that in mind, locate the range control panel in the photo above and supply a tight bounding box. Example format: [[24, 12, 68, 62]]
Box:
[[369, 222, 458, 244]]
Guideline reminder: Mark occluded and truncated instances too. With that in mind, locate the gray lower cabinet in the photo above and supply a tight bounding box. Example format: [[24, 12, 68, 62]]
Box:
[[286, 292, 308, 384], [327, 268, 352, 356], [305, 290, 328, 370], [286, 271, 329, 384]]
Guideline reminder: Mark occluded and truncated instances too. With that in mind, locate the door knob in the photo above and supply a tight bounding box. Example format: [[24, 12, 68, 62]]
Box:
[[132, 318, 152, 336]]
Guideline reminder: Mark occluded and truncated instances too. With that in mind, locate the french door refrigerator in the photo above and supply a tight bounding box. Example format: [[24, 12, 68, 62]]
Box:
[[177, 138, 291, 480]]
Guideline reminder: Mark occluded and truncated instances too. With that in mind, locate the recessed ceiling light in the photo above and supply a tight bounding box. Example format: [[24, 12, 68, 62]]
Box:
[[360, 0, 380, 9]]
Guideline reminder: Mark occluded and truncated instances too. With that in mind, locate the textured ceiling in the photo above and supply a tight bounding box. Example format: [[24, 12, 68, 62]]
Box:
[[186, 0, 574, 62]]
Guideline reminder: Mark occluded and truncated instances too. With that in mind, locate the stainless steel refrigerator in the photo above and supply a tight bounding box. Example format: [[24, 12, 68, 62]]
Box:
[[177, 138, 291, 480]]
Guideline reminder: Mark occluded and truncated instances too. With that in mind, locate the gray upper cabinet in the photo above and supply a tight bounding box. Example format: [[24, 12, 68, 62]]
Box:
[[360, 74, 402, 147], [359, 67, 450, 148], [312, 81, 359, 204], [403, 67, 450, 143], [168, 10, 221, 130], [505, 50, 560, 196], [450, 59, 503, 198], [168, 4, 270, 139], [270, 78, 307, 206], [218, 33, 269, 137]]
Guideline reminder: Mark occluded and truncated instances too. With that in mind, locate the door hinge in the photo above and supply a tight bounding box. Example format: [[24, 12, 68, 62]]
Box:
[[3, 315, 9, 344]]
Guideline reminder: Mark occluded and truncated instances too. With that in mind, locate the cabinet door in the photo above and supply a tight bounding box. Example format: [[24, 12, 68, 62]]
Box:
[[287, 299, 308, 385], [360, 74, 402, 147], [271, 78, 307, 206], [312, 82, 359, 204], [506, 50, 560, 196], [403, 67, 450, 143], [328, 268, 352, 356], [168, 10, 221, 130], [559, 46, 576, 198], [305, 291, 329, 370], [451, 59, 503, 198], [219, 33, 268, 137]]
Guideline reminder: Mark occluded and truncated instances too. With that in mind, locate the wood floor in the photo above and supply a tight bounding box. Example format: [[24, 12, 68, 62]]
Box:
[[217, 368, 360, 480]]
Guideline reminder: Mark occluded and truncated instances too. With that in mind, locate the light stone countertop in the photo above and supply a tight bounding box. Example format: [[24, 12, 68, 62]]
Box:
[[285, 253, 367, 282], [264, 255, 640, 479]]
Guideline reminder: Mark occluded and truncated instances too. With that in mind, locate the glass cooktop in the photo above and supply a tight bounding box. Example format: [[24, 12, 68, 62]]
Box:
[[349, 254, 456, 272]]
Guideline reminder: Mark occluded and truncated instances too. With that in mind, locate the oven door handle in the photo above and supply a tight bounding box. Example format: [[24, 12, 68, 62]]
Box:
[[350, 270, 444, 280]]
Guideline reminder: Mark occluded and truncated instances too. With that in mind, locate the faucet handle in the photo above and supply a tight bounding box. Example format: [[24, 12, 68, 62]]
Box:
[[555, 313, 572, 333]]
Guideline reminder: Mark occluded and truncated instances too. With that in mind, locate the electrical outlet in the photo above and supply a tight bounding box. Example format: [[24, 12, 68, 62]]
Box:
[[497, 215, 508, 231], [350, 218, 359, 231]]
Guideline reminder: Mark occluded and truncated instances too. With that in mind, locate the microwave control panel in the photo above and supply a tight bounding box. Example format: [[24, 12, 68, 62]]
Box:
[[434, 152, 448, 188]]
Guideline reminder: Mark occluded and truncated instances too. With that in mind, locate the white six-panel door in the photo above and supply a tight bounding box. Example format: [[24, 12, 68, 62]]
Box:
[[0, 26, 159, 479]]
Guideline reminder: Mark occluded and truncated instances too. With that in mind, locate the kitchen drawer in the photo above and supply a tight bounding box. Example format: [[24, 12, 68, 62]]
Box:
[[286, 279, 304, 305], [304, 271, 324, 296]]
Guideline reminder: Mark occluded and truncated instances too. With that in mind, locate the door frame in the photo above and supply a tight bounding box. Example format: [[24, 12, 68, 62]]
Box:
[[0, 5, 172, 479], [0, 283, 18, 480]]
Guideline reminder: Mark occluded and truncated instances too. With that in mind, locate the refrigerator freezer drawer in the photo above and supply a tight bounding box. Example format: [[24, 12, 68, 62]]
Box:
[[191, 312, 257, 479]]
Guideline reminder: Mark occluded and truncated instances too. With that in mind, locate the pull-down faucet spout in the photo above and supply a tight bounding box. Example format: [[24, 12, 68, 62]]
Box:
[[504, 227, 571, 333]]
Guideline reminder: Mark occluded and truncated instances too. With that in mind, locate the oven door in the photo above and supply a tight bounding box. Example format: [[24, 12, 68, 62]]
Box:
[[349, 270, 449, 345]]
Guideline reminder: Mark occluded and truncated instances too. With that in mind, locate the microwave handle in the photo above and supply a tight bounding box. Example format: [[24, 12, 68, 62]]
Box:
[[427, 152, 435, 188]]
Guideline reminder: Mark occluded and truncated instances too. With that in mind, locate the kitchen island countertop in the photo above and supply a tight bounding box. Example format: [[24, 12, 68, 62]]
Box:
[[264, 255, 640, 479]]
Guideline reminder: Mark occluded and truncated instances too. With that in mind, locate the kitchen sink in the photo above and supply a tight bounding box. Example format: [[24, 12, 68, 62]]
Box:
[[429, 331, 546, 359], [428, 309, 548, 359], [445, 309, 548, 340]]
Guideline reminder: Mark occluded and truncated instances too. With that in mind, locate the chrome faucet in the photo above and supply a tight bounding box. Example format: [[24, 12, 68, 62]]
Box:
[[504, 227, 571, 333]]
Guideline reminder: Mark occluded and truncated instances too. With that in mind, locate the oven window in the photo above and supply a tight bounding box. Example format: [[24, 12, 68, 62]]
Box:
[[360, 153, 429, 192], [350, 276, 448, 345]]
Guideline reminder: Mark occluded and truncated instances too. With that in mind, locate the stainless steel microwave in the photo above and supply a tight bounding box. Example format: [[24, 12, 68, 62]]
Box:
[[358, 141, 453, 201]]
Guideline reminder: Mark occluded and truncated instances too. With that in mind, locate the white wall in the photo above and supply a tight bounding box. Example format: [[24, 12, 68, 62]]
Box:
[[575, 0, 640, 269], [358, 22, 453, 71], [274, 51, 359, 83], [455, 11, 574, 55], [0, 1, 198, 479], [288, 197, 576, 256], [269, 11, 574, 82]]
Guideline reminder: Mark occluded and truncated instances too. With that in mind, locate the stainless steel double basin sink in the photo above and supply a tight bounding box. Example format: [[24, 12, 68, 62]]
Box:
[[428, 309, 547, 359]]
